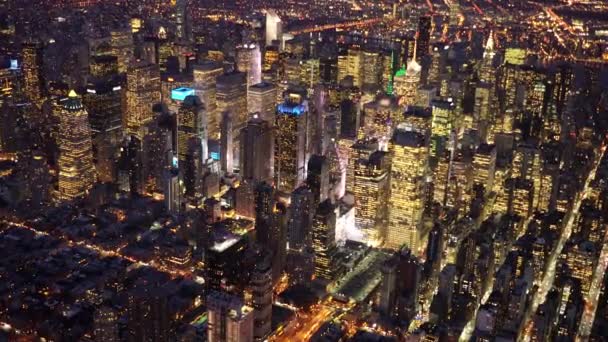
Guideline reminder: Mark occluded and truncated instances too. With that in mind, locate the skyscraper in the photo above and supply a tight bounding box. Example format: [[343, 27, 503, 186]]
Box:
[[216, 72, 248, 131], [177, 95, 207, 163], [240, 117, 274, 183], [193, 60, 223, 139], [57, 90, 97, 201], [394, 60, 422, 106], [207, 291, 254, 342], [386, 128, 428, 252], [221, 111, 234, 174], [249, 255, 273, 340], [236, 44, 262, 87], [21, 42, 44, 103], [312, 199, 340, 281], [350, 139, 390, 246], [416, 16, 431, 61], [82, 81, 123, 183], [125, 61, 161, 139], [265, 10, 282, 47], [247, 82, 277, 123], [110, 29, 134, 73], [275, 92, 308, 192]]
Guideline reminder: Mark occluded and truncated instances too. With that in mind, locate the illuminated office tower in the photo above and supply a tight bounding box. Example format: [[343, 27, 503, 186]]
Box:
[[275, 93, 308, 192], [263, 46, 279, 71], [416, 85, 436, 108], [57, 91, 97, 201], [350, 139, 389, 246], [221, 111, 234, 174], [21, 42, 44, 102], [207, 291, 254, 342], [174, 0, 190, 41], [512, 143, 542, 209], [433, 151, 451, 206], [300, 59, 320, 91], [473, 83, 492, 141], [562, 241, 596, 296], [288, 186, 315, 251], [110, 29, 134, 73], [337, 54, 349, 84], [248, 82, 277, 123], [509, 178, 533, 221], [240, 117, 274, 183], [387, 129, 428, 252], [402, 106, 432, 138], [177, 95, 207, 163], [472, 144, 496, 195], [361, 50, 382, 87], [89, 55, 119, 79], [265, 10, 282, 47], [82, 81, 123, 183], [236, 44, 262, 86], [428, 43, 447, 86], [216, 72, 248, 131], [347, 47, 363, 87], [125, 61, 161, 139], [193, 60, 223, 139], [283, 56, 302, 86], [445, 151, 473, 211], [416, 16, 431, 61], [431, 99, 454, 139], [163, 159, 181, 213], [382, 53, 395, 91], [394, 59, 421, 106], [362, 95, 400, 146], [312, 199, 340, 281], [250, 257, 273, 340]]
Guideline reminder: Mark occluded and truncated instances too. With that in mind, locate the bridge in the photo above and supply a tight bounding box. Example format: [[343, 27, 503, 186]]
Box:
[[287, 18, 384, 35]]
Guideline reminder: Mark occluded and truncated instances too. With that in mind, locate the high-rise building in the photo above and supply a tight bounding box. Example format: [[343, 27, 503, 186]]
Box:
[[57, 91, 97, 201], [221, 111, 234, 174], [21, 42, 44, 102], [177, 95, 207, 163], [249, 256, 273, 340], [110, 29, 134, 73], [288, 186, 315, 251], [275, 92, 308, 192], [82, 80, 123, 183], [193, 60, 223, 139], [247, 82, 277, 123], [312, 199, 340, 281], [347, 47, 363, 87], [240, 117, 274, 183], [125, 61, 161, 139], [207, 291, 254, 342], [174, 0, 191, 41], [216, 72, 248, 131], [361, 50, 382, 87], [236, 44, 262, 87], [416, 16, 431, 61], [386, 129, 428, 252], [265, 10, 282, 47], [394, 60, 421, 106], [350, 139, 390, 246]]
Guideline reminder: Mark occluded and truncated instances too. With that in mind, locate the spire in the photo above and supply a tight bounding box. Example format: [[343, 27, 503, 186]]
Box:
[[68, 89, 78, 98], [484, 31, 495, 58]]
